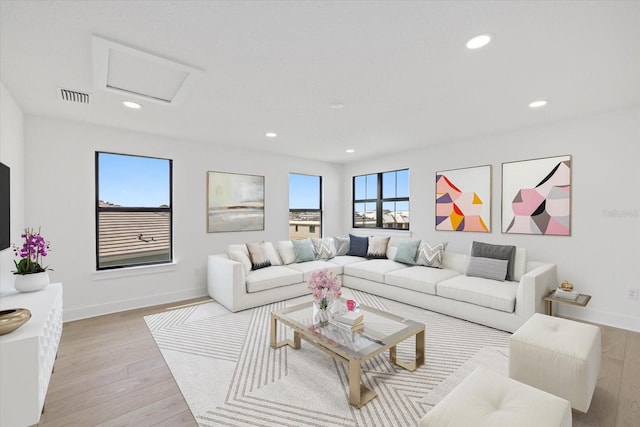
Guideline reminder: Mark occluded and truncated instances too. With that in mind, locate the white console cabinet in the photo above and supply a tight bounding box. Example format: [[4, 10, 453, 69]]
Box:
[[0, 283, 63, 427]]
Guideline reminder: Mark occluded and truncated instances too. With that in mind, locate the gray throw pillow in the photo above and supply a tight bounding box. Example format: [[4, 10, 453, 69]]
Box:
[[347, 234, 369, 257], [311, 237, 335, 259], [466, 256, 509, 281], [246, 242, 272, 270], [416, 241, 448, 268], [333, 236, 350, 256], [394, 239, 421, 265], [292, 239, 315, 263], [470, 241, 516, 281]]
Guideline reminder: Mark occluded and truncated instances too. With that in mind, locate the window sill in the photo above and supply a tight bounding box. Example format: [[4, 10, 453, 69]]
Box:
[[92, 261, 178, 281]]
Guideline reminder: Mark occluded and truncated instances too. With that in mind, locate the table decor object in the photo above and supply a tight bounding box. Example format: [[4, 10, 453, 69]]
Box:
[[0, 308, 31, 335], [12, 227, 52, 292]]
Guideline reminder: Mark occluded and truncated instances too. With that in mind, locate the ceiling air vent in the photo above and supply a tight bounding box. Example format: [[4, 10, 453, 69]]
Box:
[[58, 88, 90, 104]]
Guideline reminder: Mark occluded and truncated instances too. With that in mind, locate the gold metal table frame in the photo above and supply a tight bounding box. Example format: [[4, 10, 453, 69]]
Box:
[[270, 301, 425, 408]]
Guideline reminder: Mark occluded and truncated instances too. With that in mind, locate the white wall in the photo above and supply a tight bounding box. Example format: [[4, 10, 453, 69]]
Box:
[[24, 116, 343, 321], [342, 107, 640, 332], [0, 82, 25, 292]]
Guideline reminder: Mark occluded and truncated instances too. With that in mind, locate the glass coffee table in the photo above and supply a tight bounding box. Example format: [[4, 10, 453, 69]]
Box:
[[270, 301, 425, 408]]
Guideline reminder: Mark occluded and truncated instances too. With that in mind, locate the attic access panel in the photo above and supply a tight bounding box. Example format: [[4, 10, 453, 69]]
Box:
[[92, 35, 202, 105]]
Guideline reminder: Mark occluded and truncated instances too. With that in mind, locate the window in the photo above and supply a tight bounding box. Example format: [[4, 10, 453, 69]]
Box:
[[289, 173, 322, 240], [95, 152, 172, 270], [353, 169, 409, 229]]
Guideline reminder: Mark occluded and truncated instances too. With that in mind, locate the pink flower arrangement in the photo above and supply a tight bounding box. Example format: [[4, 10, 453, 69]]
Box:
[[308, 269, 342, 310]]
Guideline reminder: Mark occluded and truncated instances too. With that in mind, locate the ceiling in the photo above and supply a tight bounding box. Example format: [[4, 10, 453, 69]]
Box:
[[1, 1, 639, 164]]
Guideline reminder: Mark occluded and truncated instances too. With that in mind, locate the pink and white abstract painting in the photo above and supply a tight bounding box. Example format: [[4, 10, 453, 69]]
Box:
[[502, 155, 571, 235], [436, 165, 491, 232]]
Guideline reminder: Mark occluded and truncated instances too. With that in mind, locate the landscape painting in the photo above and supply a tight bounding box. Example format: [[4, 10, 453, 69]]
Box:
[[436, 165, 491, 232], [207, 171, 264, 232], [502, 155, 571, 236]]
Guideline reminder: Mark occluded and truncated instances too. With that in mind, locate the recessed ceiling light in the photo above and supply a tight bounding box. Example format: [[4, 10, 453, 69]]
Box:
[[330, 102, 345, 109], [466, 33, 493, 49], [346, 149, 355, 153], [529, 99, 548, 108], [265, 132, 277, 138], [122, 101, 142, 109]]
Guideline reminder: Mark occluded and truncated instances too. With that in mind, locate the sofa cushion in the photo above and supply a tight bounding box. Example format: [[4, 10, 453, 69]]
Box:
[[333, 236, 350, 256], [436, 275, 518, 313], [277, 240, 296, 265], [263, 242, 282, 266], [347, 234, 369, 257], [327, 255, 367, 266], [470, 241, 516, 281], [344, 259, 407, 283], [416, 241, 448, 268], [292, 239, 315, 262], [286, 260, 343, 280], [394, 239, 421, 265], [246, 242, 272, 270], [245, 266, 303, 293], [466, 256, 509, 281], [311, 237, 336, 259], [385, 266, 460, 295], [367, 236, 390, 259]]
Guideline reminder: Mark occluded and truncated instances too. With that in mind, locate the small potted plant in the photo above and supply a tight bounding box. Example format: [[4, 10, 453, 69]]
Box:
[[12, 227, 52, 292]]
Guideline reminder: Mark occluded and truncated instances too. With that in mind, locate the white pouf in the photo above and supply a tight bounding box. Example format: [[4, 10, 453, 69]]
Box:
[[509, 313, 601, 412], [420, 367, 572, 427]]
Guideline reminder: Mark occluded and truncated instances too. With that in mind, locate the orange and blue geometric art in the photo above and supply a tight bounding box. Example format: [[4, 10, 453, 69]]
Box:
[[436, 165, 491, 232]]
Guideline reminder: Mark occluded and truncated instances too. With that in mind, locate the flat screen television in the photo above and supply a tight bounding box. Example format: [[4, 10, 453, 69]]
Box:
[[0, 162, 9, 251]]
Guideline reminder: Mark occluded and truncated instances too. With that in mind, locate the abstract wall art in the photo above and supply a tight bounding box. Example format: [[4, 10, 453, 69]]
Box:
[[207, 171, 264, 232], [502, 155, 571, 235], [436, 165, 491, 232]]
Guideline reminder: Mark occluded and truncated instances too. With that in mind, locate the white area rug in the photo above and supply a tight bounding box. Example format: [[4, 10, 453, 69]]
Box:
[[144, 289, 510, 426]]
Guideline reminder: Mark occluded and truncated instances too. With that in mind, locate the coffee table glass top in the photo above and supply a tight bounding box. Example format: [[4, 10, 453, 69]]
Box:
[[272, 300, 424, 360]]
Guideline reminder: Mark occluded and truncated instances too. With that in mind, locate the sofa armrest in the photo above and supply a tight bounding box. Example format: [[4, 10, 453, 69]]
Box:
[[207, 254, 246, 312], [515, 262, 557, 320]]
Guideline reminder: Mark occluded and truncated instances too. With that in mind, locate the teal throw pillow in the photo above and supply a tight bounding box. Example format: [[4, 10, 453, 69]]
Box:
[[394, 239, 421, 265], [292, 239, 315, 263]]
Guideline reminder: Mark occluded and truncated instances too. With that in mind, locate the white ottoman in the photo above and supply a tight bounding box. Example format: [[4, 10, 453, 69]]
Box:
[[420, 368, 572, 427], [509, 313, 601, 412]]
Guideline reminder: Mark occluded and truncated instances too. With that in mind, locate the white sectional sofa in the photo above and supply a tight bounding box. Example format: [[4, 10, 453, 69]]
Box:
[[207, 237, 557, 333]]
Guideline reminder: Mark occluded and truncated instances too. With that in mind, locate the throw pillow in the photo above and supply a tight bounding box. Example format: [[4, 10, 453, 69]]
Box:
[[292, 239, 316, 263], [311, 237, 336, 259], [276, 240, 296, 265], [470, 241, 516, 281], [347, 234, 369, 257], [246, 242, 272, 270], [333, 236, 350, 256], [394, 239, 421, 265], [416, 241, 448, 268], [229, 250, 252, 275], [466, 256, 509, 281], [367, 236, 390, 259], [263, 242, 282, 266]]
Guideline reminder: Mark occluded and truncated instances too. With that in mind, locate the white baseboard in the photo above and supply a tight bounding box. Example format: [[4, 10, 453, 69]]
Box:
[[63, 288, 209, 322], [558, 304, 640, 332]]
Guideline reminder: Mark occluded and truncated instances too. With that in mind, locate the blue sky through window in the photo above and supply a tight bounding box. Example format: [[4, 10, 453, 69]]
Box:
[[98, 153, 170, 207], [289, 173, 320, 209]]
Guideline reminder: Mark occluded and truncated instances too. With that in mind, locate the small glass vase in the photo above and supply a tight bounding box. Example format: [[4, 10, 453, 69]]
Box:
[[313, 297, 333, 323]]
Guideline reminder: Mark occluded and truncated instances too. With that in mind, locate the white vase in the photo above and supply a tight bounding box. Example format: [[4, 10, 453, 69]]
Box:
[[14, 271, 50, 293]]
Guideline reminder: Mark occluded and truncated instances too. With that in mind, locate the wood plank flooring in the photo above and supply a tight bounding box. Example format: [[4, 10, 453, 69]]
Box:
[[37, 299, 639, 426]]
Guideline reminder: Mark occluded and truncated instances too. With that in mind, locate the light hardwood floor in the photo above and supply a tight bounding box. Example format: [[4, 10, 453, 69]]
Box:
[[38, 299, 639, 426]]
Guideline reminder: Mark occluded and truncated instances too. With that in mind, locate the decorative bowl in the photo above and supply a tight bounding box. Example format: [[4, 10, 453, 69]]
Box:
[[0, 308, 32, 335]]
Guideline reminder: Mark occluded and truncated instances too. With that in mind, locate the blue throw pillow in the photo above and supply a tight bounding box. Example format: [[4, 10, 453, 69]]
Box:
[[347, 234, 369, 257], [292, 239, 315, 263]]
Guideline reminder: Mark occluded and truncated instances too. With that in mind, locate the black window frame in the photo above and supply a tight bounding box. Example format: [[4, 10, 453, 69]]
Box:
[[289, 173, 323, 239], [352, 168, 409, 230], [95, 151, 173, 270]]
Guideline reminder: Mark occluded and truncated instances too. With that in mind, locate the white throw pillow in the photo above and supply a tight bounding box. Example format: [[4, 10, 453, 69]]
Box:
[[263, 242, 282, 266], [229, 250, 251, 275], [277, 240, 296, 265]]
